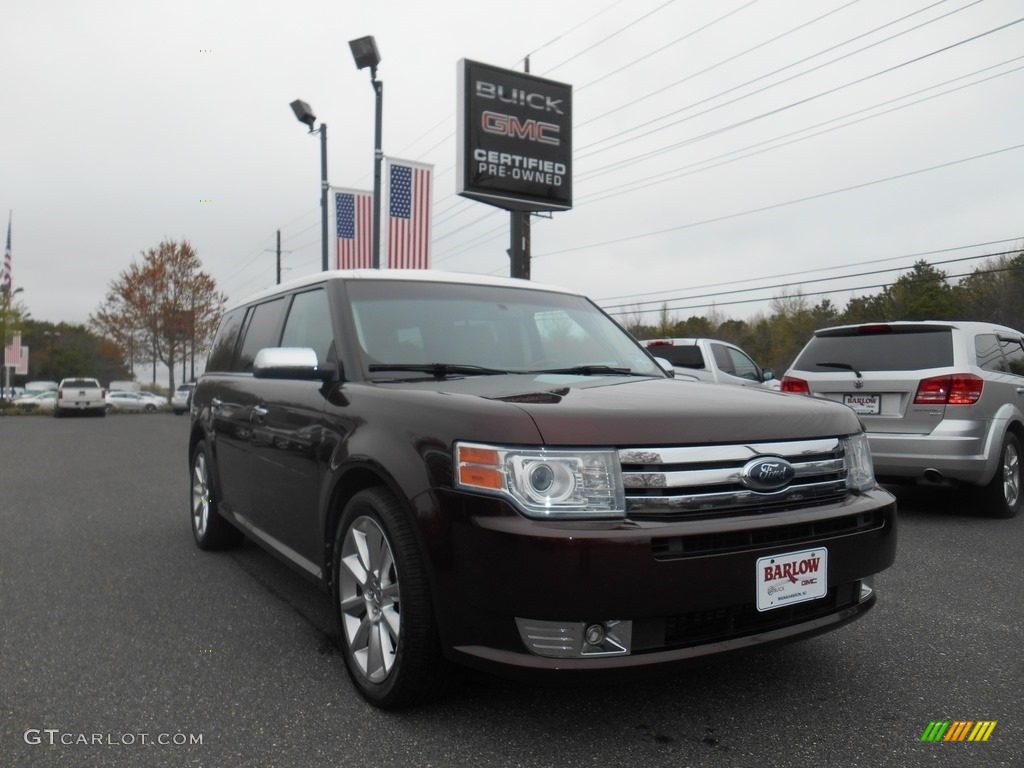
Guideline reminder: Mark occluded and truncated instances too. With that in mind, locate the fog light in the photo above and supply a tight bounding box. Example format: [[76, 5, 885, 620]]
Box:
[[516, 618, 632, 658], [860, 576, 875, 602]]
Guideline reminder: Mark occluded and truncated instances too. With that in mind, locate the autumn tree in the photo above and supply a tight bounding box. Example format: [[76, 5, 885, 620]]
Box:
[[91, 239, 226, 397]]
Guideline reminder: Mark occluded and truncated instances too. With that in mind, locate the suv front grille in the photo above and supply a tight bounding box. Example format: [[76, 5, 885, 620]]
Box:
[[651, 509, 885, 560], [620, 438, 848, 520]]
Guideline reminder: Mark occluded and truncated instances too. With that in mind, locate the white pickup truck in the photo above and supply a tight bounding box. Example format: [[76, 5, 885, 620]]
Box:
[[55, 377, 107, 417], [644, 337, 778, 389]]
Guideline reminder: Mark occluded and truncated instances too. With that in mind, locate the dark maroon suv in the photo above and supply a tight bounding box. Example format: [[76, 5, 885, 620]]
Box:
[[188, 271, 897, 708]]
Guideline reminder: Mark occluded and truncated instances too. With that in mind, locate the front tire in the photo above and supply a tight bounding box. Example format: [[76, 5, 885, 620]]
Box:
[[333, 488, 443, 709], [981, 432, 1022, 518], [190, 441, 243, 549]]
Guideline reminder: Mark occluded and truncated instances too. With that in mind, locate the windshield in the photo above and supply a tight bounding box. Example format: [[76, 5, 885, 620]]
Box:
[[346, 280, 662, 378]]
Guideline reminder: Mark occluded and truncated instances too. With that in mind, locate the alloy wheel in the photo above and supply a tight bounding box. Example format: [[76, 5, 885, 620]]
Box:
[[191, 452, 210, 538], [338, 516, 401, 683], [1003, 441, 1020, 509]]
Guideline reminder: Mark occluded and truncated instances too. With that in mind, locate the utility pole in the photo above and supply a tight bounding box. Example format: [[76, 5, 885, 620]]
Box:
[[267, 230, 291, 285], [522, 56, 532, 281]]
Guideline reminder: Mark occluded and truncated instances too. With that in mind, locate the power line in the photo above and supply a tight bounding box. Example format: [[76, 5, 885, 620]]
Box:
[[535, 143, 1024, 258], [574, 0, 765, 94], [575, 0, 870, 128], [605, 254, 1024, 317], [541, 0, 681, 74], [601, 248, 1022, 310], [596, 237, 1024, 302], [576, 56, 1024, 205], [576, 3, 1007, 174]]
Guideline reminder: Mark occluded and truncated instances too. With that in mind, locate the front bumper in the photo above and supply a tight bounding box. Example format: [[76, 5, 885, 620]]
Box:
[[419, 487, 897, 671]]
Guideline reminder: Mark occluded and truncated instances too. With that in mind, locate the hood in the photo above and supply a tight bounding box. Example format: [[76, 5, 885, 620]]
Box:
[[386, 374, 862, 446]]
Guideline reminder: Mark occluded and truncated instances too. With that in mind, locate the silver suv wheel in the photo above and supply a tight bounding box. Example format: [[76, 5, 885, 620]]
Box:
[[984, 433, 1022, 518], [1001, 440, 1020, 509]]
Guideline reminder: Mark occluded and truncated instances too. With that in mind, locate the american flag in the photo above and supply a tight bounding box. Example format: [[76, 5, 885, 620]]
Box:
[[386, 159, 432, 269], [333, 188, 372, 269], [2, 212, 11, 293]]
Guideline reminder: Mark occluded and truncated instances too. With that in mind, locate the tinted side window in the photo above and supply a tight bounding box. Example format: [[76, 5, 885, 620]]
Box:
[[999, 337, 1024, 377], [711, 344, 735, 375], [793, 328, 953, 372], [236, 298, 288, 373], [975, 334, 1006, 373], [206, 308, 246, 372], [280, 289, 335, 365], [722, 345, 760, 380]]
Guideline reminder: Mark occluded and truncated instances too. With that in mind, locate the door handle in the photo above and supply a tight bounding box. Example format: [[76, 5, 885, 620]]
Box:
[[252, 405, 269, 418], [211, 397, 223, 408], [1016, 388, 1024, 395]]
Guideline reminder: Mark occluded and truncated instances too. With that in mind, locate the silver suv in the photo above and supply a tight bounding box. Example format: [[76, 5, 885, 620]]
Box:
[[782, 321, 1024, 518]]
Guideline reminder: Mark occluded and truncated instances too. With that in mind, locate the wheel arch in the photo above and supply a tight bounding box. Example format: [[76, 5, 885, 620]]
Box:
[[320, 462, 444, 625]]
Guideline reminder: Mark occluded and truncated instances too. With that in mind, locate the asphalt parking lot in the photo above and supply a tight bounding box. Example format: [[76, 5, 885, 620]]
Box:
[[1, 413, 1020, 768]]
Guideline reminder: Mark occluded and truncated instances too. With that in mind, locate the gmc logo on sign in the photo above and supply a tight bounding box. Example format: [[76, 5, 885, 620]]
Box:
[[481, 111, 560, 146]]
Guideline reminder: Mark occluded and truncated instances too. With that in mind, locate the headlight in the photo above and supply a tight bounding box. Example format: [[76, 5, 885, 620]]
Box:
[[842, 433, 876, 491], [455, 442, 625, 519]]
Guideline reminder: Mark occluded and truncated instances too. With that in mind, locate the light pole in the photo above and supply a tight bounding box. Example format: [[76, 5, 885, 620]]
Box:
[[290, 99, 329, 272], [349, 36, 382, 269]]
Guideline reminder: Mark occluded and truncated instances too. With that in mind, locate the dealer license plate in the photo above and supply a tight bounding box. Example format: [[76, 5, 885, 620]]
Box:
[[756, 548, 828, 612], [843, 393, 880, 415]]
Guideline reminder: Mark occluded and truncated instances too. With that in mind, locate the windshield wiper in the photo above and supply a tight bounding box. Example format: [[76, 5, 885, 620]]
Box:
[[817, 361, 863, 377], [528, 365, 640, 376], [368, 363, 510, 379]]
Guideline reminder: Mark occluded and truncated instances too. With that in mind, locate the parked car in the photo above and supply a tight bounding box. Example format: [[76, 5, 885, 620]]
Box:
[[55, 378, 106, 417], [171, 383, 195, 415], [13, 390, 57, 412], [782, 320, 1024, 518], [105, 390, 160, 413], [136, 390, 169, 409], [189, 270, 896, 708], [643, 337, 777, 388]]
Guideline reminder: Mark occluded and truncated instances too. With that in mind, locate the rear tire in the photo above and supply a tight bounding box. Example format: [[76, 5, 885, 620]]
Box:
[[190, 441, 243, 549], [332, 487, 443, 709], [981, 432, 1021, 518]]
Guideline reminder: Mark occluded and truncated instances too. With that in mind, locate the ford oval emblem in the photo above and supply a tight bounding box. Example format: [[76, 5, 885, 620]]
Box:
[[741, 457, 796, 492]]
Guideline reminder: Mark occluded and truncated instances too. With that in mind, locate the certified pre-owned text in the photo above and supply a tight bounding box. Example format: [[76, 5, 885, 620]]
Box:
[[473, 149, 566, 185]]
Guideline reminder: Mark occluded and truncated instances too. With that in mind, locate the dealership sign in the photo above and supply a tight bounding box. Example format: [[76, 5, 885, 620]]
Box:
[[457, 59, 572, 212]]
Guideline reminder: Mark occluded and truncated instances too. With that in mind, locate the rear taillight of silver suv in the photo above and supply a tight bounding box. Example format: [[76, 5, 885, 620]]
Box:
[[781, 376, 810, 394], [913, 374, 983, 405]]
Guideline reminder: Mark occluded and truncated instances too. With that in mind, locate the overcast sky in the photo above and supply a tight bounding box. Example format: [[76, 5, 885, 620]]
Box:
[[4, 0, 1023, 329]]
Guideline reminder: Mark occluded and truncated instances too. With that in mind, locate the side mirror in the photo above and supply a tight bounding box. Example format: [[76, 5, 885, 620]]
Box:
[[654, 357, 675, 378], [762, 368, 775, 382], [253, 347, 334, 381]]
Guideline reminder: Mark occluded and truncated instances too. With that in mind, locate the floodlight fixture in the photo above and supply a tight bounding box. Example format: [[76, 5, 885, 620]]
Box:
[[290, 99, 318, 131], [348, 36, 381, 72]]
